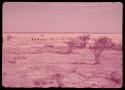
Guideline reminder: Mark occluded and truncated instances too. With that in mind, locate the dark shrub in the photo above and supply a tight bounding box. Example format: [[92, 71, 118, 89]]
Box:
[[89, 37, 113, 64]]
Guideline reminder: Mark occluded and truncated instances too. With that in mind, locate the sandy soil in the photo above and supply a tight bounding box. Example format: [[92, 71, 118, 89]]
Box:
[[2, 41, 122, 88]]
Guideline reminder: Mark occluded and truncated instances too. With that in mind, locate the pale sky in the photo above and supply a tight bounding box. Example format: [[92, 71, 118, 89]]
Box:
[[3, 2, 123, 33]]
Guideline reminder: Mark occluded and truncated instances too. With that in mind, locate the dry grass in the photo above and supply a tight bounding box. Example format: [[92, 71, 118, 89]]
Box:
[[2, 43, 122, 88]]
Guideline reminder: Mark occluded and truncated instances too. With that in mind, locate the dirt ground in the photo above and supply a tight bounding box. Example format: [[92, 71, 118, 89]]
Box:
[[2, 43, 122, 88]]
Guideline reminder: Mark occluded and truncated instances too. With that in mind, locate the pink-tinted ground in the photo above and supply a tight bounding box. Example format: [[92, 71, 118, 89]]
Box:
[[2, 34, 122, 88]]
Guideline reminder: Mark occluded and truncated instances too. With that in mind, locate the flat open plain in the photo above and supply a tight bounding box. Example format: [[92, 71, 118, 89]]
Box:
[[2, 33, 122, 88]]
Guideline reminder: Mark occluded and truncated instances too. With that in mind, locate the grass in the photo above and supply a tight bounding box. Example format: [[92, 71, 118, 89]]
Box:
[[2, 44, 122, 88]]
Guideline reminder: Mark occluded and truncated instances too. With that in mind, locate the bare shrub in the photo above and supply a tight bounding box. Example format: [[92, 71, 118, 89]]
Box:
[[89, 37, 113, 64], [67, 34, 90, 49], [77, 34, 90, 48]]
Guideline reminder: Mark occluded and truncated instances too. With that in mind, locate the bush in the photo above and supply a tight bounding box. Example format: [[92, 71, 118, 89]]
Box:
[[92, 37, 112, 50], [90, 37, 113, 64], [67, 34, 90, 49], [77, 35, 90, 48]]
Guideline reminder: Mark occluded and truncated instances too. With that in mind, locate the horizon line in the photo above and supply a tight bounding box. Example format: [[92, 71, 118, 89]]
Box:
[[2, 32, 122, 34]]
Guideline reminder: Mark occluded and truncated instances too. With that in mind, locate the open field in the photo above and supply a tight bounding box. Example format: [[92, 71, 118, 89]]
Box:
[[2, 33, 122, 88]]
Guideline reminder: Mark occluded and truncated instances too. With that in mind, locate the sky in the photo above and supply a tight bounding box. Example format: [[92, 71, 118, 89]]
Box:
[[2, 2, 123, 33]]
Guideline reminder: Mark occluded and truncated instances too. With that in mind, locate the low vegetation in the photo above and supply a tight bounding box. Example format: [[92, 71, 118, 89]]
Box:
[[89, 37, 113, 64]]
